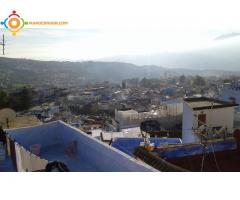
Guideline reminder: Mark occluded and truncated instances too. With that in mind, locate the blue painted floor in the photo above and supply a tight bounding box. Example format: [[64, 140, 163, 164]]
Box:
[[5, 121, 155, 172], [41, 144, 97, 172]]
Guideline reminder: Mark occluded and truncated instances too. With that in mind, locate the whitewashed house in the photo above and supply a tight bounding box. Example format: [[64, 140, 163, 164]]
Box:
[[182, 97, 237, 143]]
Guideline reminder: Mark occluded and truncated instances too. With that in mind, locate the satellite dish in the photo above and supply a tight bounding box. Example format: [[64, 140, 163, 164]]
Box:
[[0, 108, 16, 128]]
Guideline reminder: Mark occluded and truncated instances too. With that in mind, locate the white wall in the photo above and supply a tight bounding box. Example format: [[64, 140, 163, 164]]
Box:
[[182, 102, 199, 143], [166, 103, 183, 116], [192, 107, 234, 133], [182, 101, 235, 144], [115, 102, 183, 129]]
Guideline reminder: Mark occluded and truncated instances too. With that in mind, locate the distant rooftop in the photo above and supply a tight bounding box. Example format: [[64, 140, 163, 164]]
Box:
[[1, 115, 41, 129], [184, 97, 238, 111], [8, 116, 41, 129], [117, 109, 138, 115]]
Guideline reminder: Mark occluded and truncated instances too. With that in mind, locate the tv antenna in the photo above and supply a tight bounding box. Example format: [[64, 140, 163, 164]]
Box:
[[0, 34, 5, 55]]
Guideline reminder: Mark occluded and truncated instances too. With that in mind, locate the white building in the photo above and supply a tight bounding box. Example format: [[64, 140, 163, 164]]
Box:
[[182, 97, 237, 143], [115, 101, 183, 130]]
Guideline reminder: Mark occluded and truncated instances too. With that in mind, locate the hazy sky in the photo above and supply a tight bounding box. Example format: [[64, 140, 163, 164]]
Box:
[[1, 0, 240, 60]]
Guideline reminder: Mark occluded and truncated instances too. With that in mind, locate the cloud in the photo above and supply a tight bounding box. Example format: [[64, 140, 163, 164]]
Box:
[[215, 33, 240, 40]]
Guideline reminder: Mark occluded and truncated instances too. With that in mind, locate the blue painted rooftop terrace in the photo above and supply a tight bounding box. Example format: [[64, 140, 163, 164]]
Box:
[[112, 137, 182, 156], [6, 121, 155, 172]]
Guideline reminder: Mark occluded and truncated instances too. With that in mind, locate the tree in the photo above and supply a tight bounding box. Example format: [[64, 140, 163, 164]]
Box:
[[0, 88, 32, 111], [19, 87, 32, 110], [192, 75, 206, 87], [9, 87, 32, 111], [0, 90, 9, 109], [179, 75, 186, 84], [140, 78, 148, 87]]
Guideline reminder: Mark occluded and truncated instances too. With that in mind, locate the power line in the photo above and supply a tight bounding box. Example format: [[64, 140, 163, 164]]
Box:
[[0, 34, 6, 55]]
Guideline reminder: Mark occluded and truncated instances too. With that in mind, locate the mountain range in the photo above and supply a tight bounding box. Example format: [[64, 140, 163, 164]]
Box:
[[0, 52, 240, 87]]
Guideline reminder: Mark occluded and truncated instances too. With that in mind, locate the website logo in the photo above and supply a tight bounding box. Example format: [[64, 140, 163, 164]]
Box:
[[0, 10, 68, 36]]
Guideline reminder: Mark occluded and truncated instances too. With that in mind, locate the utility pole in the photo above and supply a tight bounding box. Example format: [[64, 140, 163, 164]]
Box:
[[0, 34, 6, 55]]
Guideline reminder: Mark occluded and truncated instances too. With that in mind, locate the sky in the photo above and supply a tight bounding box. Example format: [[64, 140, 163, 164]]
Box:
[[0, 0, 240, 60]]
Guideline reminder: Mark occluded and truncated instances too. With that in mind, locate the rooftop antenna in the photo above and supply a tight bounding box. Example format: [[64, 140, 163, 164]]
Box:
[[0, 34, 6, 55]]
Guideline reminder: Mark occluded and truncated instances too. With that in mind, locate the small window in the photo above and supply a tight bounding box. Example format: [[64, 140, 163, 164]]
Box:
[[198, 114, 206, 127]]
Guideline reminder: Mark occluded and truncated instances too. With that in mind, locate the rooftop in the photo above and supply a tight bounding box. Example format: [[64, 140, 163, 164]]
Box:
[[117, 109, 138, 115], [5, 121, 155, 172], [184, 97, 238, 111], [0, 115, 41, 129], [157, 139, 240, 172]]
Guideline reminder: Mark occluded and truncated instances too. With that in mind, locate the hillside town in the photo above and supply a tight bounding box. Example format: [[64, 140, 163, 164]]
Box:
[[1, 73, 240, 172], [1, 3, 239, 200]]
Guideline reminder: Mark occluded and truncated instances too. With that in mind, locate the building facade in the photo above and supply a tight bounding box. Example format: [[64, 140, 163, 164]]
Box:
[[182, 97, 237, 143]]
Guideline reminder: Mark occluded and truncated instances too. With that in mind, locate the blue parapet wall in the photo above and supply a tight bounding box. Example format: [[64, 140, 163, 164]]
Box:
[[6, 121, 156, 172], [111, 138, 182, 156], [157, 140, 237, 159]]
